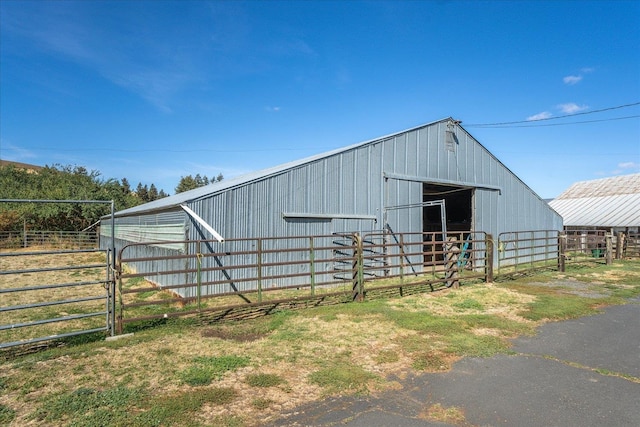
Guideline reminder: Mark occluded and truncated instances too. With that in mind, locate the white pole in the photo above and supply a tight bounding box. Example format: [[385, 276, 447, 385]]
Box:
[[180, 205, 224, 243]]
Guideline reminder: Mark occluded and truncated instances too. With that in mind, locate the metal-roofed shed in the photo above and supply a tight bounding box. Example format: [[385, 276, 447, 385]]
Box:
[[548, 173, 640, 233]]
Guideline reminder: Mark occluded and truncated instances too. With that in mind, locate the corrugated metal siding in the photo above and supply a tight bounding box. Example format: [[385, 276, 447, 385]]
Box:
[[101, 209, 186, 252], [549, 174, 640, 227], [109, 118, 562, 296], [549, 194, 640, 227]]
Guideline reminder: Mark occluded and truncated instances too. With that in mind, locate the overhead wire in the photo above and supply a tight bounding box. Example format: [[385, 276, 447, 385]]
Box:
[[468, 114, 640, 128], [465, 101, 640, 128]]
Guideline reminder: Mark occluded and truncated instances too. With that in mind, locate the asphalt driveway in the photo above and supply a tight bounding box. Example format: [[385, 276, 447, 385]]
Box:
[[267, 298, 640, 426]]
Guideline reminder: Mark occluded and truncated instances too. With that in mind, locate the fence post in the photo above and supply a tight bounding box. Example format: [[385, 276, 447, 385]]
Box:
[[616, 232, 625, 260], [196, 241, 202, 312], [558, 233, 566, 272], [605, 234, 613, 265], [352, 233, 364, 301], [257, 238, 263, 303], [116, 256, 124, 335], [309, 237, 316, 296], [485, 234, 494, 282]]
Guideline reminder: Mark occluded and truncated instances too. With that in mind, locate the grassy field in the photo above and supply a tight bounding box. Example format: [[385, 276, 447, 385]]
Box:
[[0, 250, 109, 345], [1, 260, 639, 426]]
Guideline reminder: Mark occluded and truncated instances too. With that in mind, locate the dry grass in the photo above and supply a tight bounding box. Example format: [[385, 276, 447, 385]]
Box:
[[1, 258, 639, 426], [422, 403, 470, 425], [0, 250, 108, 344]]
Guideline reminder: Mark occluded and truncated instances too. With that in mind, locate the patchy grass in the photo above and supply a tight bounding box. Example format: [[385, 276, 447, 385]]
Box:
[[0, 404, 16, 425], [308, 364, 379, 395], [179, 355, 250, 386], [2, 260, 639, 426], [245, 373, 286, 388], [519, 294, 602, 321], [33, 385, 145, 425]]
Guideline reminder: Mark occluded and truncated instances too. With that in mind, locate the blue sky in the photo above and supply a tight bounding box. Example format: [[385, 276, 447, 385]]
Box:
[[1, 0, 638, 199]]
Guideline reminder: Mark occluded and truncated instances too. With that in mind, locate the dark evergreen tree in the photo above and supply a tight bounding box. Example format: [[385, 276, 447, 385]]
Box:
[[148, 183, 159, 201]]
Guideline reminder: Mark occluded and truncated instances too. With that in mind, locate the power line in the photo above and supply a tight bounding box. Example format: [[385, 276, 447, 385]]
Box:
[[465, 101, 640, 128], [468, 114, 640, 128]]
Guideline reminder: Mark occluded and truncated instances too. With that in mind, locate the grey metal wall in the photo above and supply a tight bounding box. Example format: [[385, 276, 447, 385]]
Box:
[[187, 120, 561, 243], [108, 119, 562, 297]]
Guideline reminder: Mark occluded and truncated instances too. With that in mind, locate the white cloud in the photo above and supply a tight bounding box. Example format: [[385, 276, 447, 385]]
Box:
[[526, 111, 553, 121], [265, 106, 281, 112], [557, 103, 588, 114], [563, 68, 594, 85], [618, 161, 640, 170], [563, 75, 582, 85], [596, 162, 640, 177]]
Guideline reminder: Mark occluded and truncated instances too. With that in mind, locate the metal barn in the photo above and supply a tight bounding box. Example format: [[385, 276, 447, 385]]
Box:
[[102, 118, 562, 296]]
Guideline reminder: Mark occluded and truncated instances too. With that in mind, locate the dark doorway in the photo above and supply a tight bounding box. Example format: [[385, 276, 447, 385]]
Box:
[[423, 183, 473, 234], [422, 184, 473, 264]]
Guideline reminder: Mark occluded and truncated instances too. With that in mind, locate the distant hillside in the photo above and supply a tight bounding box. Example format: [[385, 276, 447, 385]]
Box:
[[0, 160, 43, 172]]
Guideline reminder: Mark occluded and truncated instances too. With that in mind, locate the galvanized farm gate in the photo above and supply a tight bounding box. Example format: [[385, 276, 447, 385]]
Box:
[[0, 200, 116, 349]]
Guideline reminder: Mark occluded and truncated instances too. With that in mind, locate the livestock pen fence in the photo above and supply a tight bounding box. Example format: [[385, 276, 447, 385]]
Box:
[[116, 228, 637, 333], [0, 230, 99, 250], [495, 229, 629, 274], [3, 226, 637, 348], [0, 199, 116, 350], [115, 230, 490, 333]]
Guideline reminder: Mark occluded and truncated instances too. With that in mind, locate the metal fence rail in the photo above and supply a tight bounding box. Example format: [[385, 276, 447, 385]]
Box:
[[0, 198, 116, 349], [5, 224, 630, 345], [498, 230, 560, 274], [623, 232, 640, 257], [0, 248, 113, 349], [116, 234, 362, 332], [362, 231, 489, 290], [115, 230, 491, 332], [563, 230, 609, 264], [0, 230, 98, 250]]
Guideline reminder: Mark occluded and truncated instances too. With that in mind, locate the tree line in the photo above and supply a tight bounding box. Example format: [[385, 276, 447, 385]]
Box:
[[0, 164, 223, 232]]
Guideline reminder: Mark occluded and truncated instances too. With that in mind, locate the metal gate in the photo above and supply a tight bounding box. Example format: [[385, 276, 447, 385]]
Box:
[[0, 200, 116, 349]]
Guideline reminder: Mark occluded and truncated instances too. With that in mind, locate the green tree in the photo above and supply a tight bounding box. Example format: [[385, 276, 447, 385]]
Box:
[[121, 178, 131, 195], [135, 183, 149, 202], [0, 164, 149, 231], [175, 173, 223, 194], [148, 183, 159, 201], [175, 175, 197, 194]]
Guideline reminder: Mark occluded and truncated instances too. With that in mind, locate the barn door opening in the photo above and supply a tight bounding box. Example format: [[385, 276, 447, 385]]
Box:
[[423, 183, 473, 233], [423, 184, 473, 262]]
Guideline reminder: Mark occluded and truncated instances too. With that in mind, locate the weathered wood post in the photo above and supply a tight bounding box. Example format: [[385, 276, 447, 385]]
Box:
[[616, 232, 625, 260], [605, 233, 613, 265], [558, 232, 566, 273], [444, 237, 460, 289]]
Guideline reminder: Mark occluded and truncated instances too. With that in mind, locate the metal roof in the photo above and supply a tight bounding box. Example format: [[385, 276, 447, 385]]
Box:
[[549, 174, 640, 227], [112, 118, 455, 217]]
